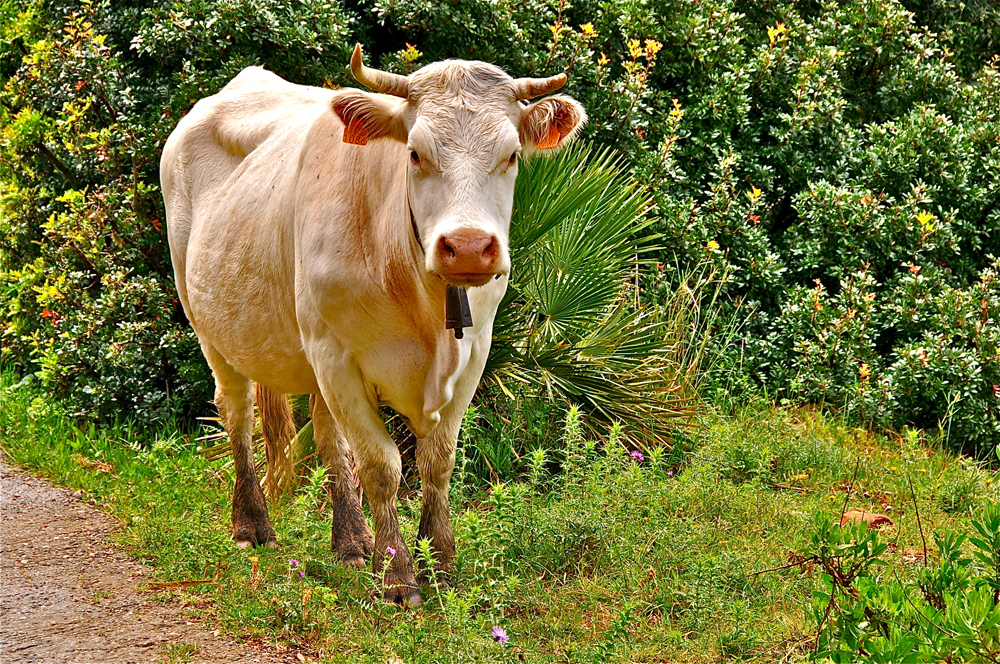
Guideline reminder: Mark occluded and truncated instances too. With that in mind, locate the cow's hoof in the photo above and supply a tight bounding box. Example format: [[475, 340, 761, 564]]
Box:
[[383, 583, 422, 607], [418, 573, 452, 588], [343, 555, 366, 570], [332, 521, 375, 561], [336, 539, 372, 568], [235, 537, 278, 550], [417, 564, 453, 586], [360, 532, 375, 556], [233, 524, 277, 549]]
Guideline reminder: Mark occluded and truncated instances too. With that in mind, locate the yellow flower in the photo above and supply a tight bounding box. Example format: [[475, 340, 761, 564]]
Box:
[[627, 39, 642, 59], [645, 39, 663, 58], [402, 43, 422, 63], [670, 98, 684, 118], [916, 210, 936, 233], [597, 52, 610, 67], [707, 240, 721, 253], [768, 22, 786, 45], [580, 22, 596, 37]]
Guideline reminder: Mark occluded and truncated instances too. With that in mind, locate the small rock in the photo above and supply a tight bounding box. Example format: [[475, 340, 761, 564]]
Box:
[[840, 510, 894, 529]]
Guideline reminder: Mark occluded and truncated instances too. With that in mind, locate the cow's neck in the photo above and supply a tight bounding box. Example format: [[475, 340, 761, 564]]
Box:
[[369, 181, 473, 433], [363, 172, 455, 340]]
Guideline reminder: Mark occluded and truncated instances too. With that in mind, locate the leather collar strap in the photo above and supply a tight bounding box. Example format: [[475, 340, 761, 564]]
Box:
[[410, 204, 424, 255]]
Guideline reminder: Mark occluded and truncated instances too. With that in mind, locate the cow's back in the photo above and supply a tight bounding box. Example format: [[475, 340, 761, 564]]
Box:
[[161, 67, 333, 283], [161, 68, 335, 392]]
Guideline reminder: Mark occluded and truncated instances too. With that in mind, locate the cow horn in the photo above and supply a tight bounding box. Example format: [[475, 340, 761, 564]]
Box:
[[512, 73, 567, 100], [350, 44, 410, 98]]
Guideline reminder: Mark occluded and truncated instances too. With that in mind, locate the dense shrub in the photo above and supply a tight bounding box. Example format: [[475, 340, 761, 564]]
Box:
[[2, 0, 999, 456], [1, 0, 354, 422], [803, 504, 1000, 662]]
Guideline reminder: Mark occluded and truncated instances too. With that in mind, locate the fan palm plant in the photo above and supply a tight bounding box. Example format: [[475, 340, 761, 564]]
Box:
[[484, 142, 691, 447]]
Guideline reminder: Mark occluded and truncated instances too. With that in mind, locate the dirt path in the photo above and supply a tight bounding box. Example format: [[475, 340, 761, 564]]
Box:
[[0, 459, 299, 664]]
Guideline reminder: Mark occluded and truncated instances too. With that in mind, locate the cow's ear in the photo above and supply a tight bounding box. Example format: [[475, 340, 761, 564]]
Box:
[[331, 90, 407, 146], [520, 95, 587, 151]]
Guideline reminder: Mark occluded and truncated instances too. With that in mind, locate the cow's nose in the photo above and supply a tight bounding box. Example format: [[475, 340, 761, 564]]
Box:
[[437, 229, 499, 274]]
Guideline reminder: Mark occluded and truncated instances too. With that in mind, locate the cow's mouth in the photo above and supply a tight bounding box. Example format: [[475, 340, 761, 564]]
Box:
[[443, 272, 501, 288]]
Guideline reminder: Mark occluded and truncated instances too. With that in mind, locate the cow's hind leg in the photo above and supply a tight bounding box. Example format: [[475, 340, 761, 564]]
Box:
[[310, 394, 374, 568], [205, 346, 276, 548]]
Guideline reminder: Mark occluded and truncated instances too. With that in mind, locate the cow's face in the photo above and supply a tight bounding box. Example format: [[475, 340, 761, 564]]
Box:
[[332, 47, 586, 288]]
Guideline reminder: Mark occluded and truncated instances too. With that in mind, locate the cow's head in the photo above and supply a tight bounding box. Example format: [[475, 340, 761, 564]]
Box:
[[332, 45, 586, 288]]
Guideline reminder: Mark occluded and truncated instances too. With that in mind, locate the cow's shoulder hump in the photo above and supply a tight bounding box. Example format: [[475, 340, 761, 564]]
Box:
[[180, 67, 336, 162]]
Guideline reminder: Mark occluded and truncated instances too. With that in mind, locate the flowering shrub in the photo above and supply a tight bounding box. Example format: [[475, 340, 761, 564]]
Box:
[[1, 1, 353, 422], [2, 0, 999, 457], [621, 1, 1000, 457]]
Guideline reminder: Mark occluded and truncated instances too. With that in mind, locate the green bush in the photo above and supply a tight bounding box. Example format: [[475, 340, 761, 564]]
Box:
[[803, 503, 1000, 663], [3, 0, 999, 457], [1, 0, 354, 422]]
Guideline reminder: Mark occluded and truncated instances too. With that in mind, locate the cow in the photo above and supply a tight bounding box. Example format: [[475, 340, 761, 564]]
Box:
[[161, 45, 585, 606]]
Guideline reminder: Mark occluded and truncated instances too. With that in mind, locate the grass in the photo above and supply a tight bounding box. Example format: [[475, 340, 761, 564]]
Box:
[[1, 371, 997, 663]]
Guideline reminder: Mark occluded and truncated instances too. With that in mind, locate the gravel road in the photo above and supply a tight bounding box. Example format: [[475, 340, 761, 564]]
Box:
[[0, 458, 300, 664]]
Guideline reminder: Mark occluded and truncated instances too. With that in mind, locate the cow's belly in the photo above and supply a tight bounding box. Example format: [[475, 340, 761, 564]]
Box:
[[189, 290, 319, 394], [185, 242, 319, 395], [206, 319, 319, 395]]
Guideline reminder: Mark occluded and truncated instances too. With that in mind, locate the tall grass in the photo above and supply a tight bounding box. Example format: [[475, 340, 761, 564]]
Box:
[[3, 371, 996, 662]]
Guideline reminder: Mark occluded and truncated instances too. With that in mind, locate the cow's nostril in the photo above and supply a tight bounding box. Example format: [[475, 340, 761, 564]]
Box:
[[437, 231, 501, 275], [439, 237, 457, 259], [482, 237, 498, 259]]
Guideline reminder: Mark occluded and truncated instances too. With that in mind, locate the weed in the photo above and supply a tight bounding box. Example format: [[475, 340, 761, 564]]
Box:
[[159, 642, 197, 663], [937, 458, 989, 514], [802, 502, 1000, 662], [3, 372, 998, 662]]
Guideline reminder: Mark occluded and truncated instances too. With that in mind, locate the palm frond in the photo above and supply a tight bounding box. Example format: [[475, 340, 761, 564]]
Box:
[[486, 142, 693, 445]]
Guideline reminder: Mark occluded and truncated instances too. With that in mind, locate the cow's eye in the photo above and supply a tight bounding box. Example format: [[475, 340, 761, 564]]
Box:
[[410, 150, 421, 165], [508, 152, 518, 167]]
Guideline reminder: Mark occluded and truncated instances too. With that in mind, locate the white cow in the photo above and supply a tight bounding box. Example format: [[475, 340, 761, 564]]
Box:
[[161, 45, 585, 605]]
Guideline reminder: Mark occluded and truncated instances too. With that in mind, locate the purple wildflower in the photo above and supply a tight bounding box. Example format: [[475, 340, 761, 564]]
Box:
[[630, 450, 644, 463], [491, 625, 509, 644], [289, 559, 299, 568], [667, 470, 674, 476], [386, 546, 397, 557], [299, 571, 305, 579]]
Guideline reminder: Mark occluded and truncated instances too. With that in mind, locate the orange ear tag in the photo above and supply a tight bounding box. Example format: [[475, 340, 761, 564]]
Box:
[[536, 124, 562, 149], [343, 118, 370, 146]]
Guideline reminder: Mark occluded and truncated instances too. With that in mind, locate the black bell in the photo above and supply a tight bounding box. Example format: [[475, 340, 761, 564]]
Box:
[[445, 285, 474, 339]]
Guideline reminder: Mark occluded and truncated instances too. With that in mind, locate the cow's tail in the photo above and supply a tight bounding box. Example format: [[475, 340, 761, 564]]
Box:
[[256, 383, 297, 499]]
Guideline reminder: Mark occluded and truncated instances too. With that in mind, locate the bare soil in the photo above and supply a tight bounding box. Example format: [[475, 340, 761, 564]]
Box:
[[0, 458, 300, 664]]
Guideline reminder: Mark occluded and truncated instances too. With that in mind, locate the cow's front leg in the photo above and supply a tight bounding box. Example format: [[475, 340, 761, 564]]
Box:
[[310, 394, 374, 568], [313, 357, 421, 605], [415, 424, 458, 581], [320, 387, 421, 605], [414, 337, 490, 581], [356, 438, 421, 606]]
